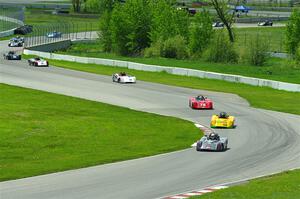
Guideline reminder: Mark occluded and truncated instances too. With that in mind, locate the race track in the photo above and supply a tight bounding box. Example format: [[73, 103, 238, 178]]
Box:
[[0, 40, 300, 199]]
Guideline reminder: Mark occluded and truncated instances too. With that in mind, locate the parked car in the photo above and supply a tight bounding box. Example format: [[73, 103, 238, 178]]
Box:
[[14, 25, 33, 35], [46, 31, 62, 38], [28, 57, 49, 67], [258, 20, 273, 26], [212, 22, 224, 28], [3, 51, 21, 60]]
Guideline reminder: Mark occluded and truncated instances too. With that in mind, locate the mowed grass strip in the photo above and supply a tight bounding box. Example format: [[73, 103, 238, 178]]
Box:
[[58, 40, 300, 84], [0, 84, 200, 181], [33, 58, 300, 115], [192, 169, 300, 199]]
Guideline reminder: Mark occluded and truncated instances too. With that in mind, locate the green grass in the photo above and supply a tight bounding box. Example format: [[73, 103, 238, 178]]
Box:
[[25, 9, 100, 32], [23, 56, 300, 115], [192, 169, 300, 199], [235, 27, 286, 52], [0, 84, 200, 181], [57, 40, 300, 84]]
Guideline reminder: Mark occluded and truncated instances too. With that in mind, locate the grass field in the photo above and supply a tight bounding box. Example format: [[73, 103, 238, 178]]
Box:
[[58, 39, 300, 84], [0, 84, 200, 181], [235, 27, 286, 52], [24, 8, 100, 32], [193, 169, 300, 199], [23, 56, 300, 115]]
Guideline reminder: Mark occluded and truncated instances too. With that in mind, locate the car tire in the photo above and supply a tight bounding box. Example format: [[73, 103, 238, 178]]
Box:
[[196, 142, 202, 151], [117, 78, 121, 83]]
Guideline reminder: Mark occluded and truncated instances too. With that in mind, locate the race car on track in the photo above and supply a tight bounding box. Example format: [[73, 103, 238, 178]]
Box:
[[258, 20, 273, 26], [8, 38, 23, 47], [189, 95, 213, 109], [112, 72, 136, 83], [28, 57, 49, 67], [196, 133, 228, 151], [3, 51, 21, 60], [211, 112, 235, 128], [46, 31, 62, 38]]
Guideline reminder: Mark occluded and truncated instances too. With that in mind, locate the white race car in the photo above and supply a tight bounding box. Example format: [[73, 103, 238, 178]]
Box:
[[112, 72, 136, 83], [8, 39, 23, 47], [28, 57, 49, 67]]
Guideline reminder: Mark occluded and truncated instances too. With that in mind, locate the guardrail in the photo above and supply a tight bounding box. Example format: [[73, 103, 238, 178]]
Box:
[[23, 49, 300, 92], [0, 14, 24, 37]]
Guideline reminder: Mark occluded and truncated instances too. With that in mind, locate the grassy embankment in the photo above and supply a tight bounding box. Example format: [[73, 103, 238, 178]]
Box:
[[57, 27, 300, 84], [0, 84, 200, 181], [22, 55, 300, 116], [193, 169, 300, 199]]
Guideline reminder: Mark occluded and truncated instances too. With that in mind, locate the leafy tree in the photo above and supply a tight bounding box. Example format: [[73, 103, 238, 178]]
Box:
[[149, 0, 189, 43], [286, 9, 300, 55], [85, 0, 120, 13], [110, 0, 151, 55], [72, 0, 83, 12], [211, 0, 240, 42], [189, 10, 214, 56]]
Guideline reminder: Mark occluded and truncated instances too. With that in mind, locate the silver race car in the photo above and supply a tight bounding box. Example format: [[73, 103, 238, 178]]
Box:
[[196, 133, 228, 152], [112, 72, 136, 83], [28, 57, 49, 67]]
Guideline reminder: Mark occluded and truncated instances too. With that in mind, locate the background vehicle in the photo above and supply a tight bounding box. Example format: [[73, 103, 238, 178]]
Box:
[[14, 25, 33, 35], [3, 51, 21, 60], [196, 133, 228, 151], [189, 95, 213, 109], [28, 57, 49, 67], [211, 112, 235, 128], [112, 72, 136, 83], [46, 31, 62, 38], [212, 22, 224, 28], [258, 20, 273, 26]]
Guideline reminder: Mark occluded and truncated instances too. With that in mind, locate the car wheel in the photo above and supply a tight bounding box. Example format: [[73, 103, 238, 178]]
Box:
[[117, 78, 121, 83], [196, 142, 202, 151], [221, 144, 224, 151]]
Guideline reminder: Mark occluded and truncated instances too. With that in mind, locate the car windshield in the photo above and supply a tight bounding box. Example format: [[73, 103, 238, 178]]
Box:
[[119, 72, 127, 76], [196, 96, 205, 101]]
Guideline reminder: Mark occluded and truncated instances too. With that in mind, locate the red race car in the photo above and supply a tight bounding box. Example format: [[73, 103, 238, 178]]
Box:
[[189, 95, 213, 109]]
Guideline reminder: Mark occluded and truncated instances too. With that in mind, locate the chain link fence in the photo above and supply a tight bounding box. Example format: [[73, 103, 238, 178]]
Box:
[[24, 22, 99, 48], [0, 6, 24, 32]]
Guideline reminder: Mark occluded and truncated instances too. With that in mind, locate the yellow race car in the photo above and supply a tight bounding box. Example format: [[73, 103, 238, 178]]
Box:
[[211, 112, 235, 128]]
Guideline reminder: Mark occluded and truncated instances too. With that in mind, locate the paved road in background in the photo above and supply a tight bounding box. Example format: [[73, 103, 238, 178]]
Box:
[[0, 41, 299, 199]]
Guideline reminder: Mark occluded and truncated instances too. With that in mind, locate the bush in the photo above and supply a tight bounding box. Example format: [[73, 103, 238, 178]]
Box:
[[204, 31, 238, 63], [245, 34, 270, 66], [162, 35, 189, 59], [285, 9, 300, 55], [144, 40, 162, 58], [296, 46, 300, 65], [189, 10, 214, 57]]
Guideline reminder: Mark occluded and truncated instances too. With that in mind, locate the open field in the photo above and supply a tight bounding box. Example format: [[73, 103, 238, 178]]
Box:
[[22, 56, 300, 115], [193, 169, 300, 199], [0, 84, 199, 181], [24, 8, 100, 32], [57, 39, 300, 84]]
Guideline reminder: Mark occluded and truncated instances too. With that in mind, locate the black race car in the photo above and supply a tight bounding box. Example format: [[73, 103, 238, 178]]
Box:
[[258, 20, 273, 26], [3, 51, 22, 60], [212, 22, 224, 28]]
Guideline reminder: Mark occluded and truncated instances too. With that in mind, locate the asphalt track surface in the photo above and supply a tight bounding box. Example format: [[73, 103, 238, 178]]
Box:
[[0, 40, 300, 199]]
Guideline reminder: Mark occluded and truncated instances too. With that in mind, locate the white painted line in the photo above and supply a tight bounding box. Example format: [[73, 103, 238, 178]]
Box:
[[191, 142, 197, 147], [183, 192, 202, 196], [194, 123, 204, 128], [212, 185, 228, 189], [169, 196, 188, 199], [197, 190, 213, 193]]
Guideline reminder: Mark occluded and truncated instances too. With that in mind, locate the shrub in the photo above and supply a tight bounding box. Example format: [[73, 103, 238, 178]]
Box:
[[246, 34, 270, 66], [161, 35, 189, 59], [296, 46, 300, 65], [189, 10, 214, 57], [285, 9, 300, 55], [144, 40, 162, 58], [204, 31, 238, 63]]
